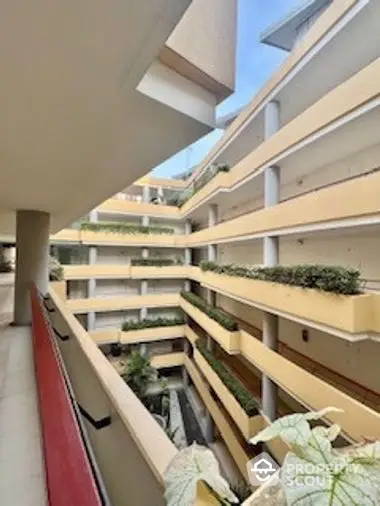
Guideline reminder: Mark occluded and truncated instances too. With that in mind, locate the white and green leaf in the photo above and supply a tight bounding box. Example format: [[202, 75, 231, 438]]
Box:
[[250, 409, 380, 505], [250, 407, 342, 448], [164, 443, 239, 506]]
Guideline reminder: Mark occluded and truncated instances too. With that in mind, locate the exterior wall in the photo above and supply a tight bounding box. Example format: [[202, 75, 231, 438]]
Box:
[[67, 280, 87, 299], [96, 246, 143, 264], [162, 0, 237, 100], [94, 279, 140, 298], [148, 279, 183, 294], [95, 310, 140, 331]]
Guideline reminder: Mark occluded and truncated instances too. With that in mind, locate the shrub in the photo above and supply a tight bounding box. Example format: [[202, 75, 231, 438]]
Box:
[[169, 162, 230, 208], [80, 221, 174, 235], [196, 340, 259, 416], [180, 291, 238, 331], [199, 261, 361, 295], [131, 257, 182, 267], [121, 316, 185, 332], [49, 256, 64, 281]]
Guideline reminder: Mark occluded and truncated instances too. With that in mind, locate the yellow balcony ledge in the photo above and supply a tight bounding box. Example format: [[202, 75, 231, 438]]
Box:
[[120, 325, 185, 345], [90, 329, 119, 345], [67, 293, 180, 314], [151, 352, 186, 369], [240, 331, 380, 443], [184, 356, 252, 479], [179, 297, 240, 354], [194, 349, 262, 440], [130, 265, 188, 279], [64, 264, 132, 280], [98, 199, 182, 219], [80, 230, 181, 248], [49, 280, 66, 300], [199, 270, 374, 338]]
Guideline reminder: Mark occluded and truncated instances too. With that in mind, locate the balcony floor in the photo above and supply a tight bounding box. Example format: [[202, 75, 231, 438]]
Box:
[[0, 324, 47, 505]]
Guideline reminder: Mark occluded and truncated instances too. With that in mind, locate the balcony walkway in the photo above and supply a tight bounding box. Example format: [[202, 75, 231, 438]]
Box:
[[0, 324, 47, 505]]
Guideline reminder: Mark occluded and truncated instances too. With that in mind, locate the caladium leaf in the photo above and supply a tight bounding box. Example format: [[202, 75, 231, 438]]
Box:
[[250, 407, 342, 448], [164, 443, 239, 506], [250, 409, 380, 506]]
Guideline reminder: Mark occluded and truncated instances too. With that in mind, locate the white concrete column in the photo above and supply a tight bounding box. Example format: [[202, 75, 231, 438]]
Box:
[[262, 100, 281, 421], [142, 248, 149, 259], [89, 209, 98, 223], [207, 204, 218, 263], [140, 280, 148, 320], [182, 340, 190, 388], [87, 204, 98, 330], [184, 219, 192, 291], [142, 186, 151, 204], [142, 215, 149, 228], [14, 210, 50, 325]]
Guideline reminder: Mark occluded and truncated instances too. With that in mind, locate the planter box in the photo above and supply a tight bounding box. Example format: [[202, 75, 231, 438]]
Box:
[[64, 264, 132, 280], [179, 297, 240, 354], [67, 293, 180, 314], [120, 325, 185, 344], [199, 271, 373, 335], [194, 349, 262, 440], [90, 329, 120, 345], [150, 352, 185, 369], [80, 230, 179, 248], [130, 266, 187, 279]]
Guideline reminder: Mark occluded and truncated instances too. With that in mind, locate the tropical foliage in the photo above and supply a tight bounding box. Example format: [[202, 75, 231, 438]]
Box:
[[181, 291, 238, 331], [200, 261, 361, 295], [250, 408, 380, 505], [121, 316, 184, 332], [131, 257, 182, 266], [81, 221, 174, 235], [196, 340, 259, 416], [164, 443, 238, 506]]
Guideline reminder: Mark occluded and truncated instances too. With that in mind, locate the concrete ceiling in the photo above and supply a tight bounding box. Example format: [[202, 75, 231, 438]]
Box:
[[0, 0, 215, 234]]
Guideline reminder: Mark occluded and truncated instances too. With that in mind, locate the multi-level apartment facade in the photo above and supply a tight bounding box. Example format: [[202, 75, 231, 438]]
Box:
[[2, 0, 380, 504], [43, 0, 380, 499]]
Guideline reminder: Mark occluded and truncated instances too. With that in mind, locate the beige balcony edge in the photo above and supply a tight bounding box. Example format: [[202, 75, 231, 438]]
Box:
[[179, 296, 240, 354]]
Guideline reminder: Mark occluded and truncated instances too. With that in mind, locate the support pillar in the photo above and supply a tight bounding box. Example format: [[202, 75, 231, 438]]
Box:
[[262, 100, 280, 421], [140, 187, 150, 319], [14, 210, 50, 325], [182, 340, 190, 388], [140, 280, 148, 320], [87, 210, 98, 331], [184, 219, 192, 292]]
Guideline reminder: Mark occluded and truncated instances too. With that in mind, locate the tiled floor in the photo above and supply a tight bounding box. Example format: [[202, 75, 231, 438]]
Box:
[[0, 324, 47, 505]]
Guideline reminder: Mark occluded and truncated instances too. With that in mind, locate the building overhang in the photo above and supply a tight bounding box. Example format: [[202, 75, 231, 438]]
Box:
[[260, 0, 332, 51]]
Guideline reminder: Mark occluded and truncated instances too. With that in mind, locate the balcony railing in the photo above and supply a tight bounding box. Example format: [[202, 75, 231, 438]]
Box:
[[30, 285, 104, 506], [45, 284, 234, 505]]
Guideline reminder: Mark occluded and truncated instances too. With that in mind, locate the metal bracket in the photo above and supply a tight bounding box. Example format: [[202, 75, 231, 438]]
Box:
[[78, 405, 111, 430], [53, 327, 70, 342], [43, 301, 55, 313]]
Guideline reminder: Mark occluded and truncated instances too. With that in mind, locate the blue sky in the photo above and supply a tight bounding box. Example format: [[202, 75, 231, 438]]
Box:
[[154, 0, 304, 178]]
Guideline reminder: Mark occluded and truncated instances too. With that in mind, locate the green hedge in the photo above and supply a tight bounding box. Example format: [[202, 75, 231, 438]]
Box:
[[180, 291, 238, 331], [49, 256, 64, 281], [131, 257, 182, 267], [196, 340, 259, 416], [200, 261, 361, 295], [167, 163, 230, 207], [80, 221, 174, 235], [121, 316, 184, 332]]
